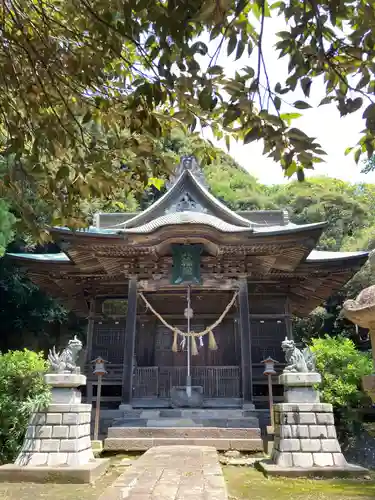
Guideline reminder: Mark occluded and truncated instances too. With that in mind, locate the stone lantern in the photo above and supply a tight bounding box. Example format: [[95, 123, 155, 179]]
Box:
[[261, 357, 278, 429]]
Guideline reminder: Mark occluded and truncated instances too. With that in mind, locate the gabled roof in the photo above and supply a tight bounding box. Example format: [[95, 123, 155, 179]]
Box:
[[111, 168, 254, 229]]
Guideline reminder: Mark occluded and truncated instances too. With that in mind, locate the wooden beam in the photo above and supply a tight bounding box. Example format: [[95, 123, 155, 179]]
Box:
[[121, 277, 138, 404], [138, 277, 239, 291]]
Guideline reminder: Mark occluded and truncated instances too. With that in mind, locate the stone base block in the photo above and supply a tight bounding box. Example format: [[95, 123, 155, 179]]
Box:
[[16, 402, 94, 467], [0, 458, 109, 484], [256, 459, 369, 478], [284, 386, 320, 403], [279, 372, 322, 387], [104, 436, 264, 451]]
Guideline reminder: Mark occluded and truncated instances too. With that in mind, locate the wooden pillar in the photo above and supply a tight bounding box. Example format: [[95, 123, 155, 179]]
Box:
[[85, 298, 95, 363], [239, 278, 253, 403], [121, 277, 138, 405], [82, 298, 95, 404], [285, 298, 293, 340]]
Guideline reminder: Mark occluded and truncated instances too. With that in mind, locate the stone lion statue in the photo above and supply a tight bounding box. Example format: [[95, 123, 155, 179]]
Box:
[[47, 335, 83, 374], [281, 337, 316, 373]]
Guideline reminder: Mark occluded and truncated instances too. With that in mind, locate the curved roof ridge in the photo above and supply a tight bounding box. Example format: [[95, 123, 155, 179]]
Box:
[[109, 170, 257, 229], [185, 170, 259, 227], [116, 210, 255, 234]]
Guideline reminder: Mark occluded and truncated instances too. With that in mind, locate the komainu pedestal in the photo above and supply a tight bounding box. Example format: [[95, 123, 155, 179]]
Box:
[[15, 374, 94, 467], [257, 338, 368, 477], [272, 373, 347, 469], [0, 337, 109, 483], [259, 371, 368, 477]]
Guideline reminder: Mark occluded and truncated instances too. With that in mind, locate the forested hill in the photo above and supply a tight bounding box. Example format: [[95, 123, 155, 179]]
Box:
[[205, 165, 375, 254], [137, 130, 375, 254]]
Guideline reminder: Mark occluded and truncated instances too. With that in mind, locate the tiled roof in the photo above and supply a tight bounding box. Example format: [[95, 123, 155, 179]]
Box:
[[7, 252, 70, 262], [117, 211, 254, 233], [306, 250, 369, 261], [115, 170, 254, 229], [6, 247, 369, 264]]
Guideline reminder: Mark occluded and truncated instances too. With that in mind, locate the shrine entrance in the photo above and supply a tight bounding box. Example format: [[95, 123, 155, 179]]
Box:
[[133, 287, 242, 402]]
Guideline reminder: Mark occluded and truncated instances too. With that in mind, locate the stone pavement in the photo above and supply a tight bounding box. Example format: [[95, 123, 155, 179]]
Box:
[[98, 446, 228, 500]]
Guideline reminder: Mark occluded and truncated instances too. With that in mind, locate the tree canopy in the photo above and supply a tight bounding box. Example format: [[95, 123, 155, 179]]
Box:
[[1, 0, 375, 233]]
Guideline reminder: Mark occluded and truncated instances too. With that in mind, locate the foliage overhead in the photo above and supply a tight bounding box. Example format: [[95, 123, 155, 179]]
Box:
[[0, 349, 50, 464], [1, 0, 375, 235], [0, 201, 15, 256]]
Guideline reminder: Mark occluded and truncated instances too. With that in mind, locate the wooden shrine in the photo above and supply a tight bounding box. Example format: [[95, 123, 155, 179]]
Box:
[[7, 156, 368, 410]]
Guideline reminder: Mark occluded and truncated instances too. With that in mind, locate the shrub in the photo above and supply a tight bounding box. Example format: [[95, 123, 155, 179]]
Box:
[[310, 336, 372, 436], [0, 349, 50, 464]]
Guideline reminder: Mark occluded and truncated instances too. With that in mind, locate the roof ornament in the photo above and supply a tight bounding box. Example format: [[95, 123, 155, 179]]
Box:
[[166, 155, 208, 190], [165, 192, 207, 214]]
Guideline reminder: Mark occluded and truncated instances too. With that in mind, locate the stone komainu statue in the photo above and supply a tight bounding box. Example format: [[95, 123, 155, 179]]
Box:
[[281, 337, 316, 373], [48, 335, 83, 374]]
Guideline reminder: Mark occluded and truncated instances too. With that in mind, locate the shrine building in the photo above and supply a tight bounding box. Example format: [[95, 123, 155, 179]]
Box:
[[7, 156, 368, 446]]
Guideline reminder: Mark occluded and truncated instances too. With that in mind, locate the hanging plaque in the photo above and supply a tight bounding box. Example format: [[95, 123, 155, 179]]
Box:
[[171, 244, 202, 285]]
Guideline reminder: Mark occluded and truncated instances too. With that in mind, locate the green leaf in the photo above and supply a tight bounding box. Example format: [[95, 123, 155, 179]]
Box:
[[280, 113, 302, 120], [301, 77, 312, 98], [191, 41, 208, 56], [354, 149, 362, 163], [82, 111, 92, 124], [56, 166, 70, 182], [148, 177, 164, 190], [235, 40, 245, 60], [198, 89, 213, 110], [319, 96, 334, 106], [294, 100, 312, 110], [207, 65, 223, 75], [350, 97, 363, 113], [277, 31, 291, 40], [363, 103, 375, 120], [244, 128, 260, 144], [227, 34, 237, 56]]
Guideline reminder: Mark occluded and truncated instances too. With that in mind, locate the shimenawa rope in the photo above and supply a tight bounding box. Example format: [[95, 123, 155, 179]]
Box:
[[138, 290, 238, 354]]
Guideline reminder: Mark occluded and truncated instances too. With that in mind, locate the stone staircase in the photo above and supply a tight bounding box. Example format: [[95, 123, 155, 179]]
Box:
[[104, 408, 264, 452]]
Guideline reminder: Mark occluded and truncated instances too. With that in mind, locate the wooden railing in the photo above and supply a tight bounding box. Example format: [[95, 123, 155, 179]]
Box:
[[134, 366, 240, 399], [85, 364, 241, 400]]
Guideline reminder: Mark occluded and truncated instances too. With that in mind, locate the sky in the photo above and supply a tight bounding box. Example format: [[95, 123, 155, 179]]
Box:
[[197, 14, 375, 186]]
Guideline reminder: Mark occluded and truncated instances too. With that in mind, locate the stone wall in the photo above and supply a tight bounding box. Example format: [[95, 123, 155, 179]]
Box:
[[16, 404, 93, 467], [272, 402, 347, 468]]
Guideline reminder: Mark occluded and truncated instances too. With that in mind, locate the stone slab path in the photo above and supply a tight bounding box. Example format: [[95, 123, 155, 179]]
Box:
[[99, 446, 228, 500]]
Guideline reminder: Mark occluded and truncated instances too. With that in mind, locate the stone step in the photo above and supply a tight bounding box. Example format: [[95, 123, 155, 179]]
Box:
[[111, 417, 260, 428], [107, 426, 261, 439], [104, 436, 264, 452], [120, 409, 257, 418]]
